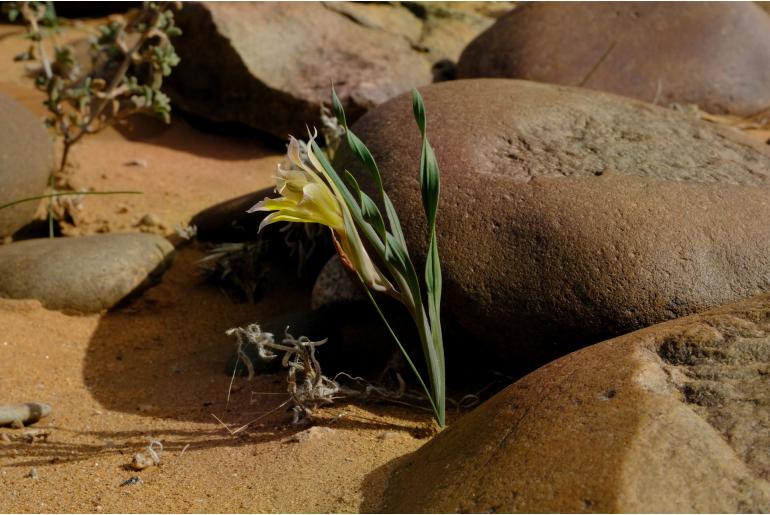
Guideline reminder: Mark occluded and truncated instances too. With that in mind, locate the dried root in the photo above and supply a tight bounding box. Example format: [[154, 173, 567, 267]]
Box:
[[227, 323, 485, 426], [227, 324, 339, 424]]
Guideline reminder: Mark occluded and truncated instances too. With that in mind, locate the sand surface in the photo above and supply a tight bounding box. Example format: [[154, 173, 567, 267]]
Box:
[[0, 21, 432, 513], [2, 15, 768, 513]]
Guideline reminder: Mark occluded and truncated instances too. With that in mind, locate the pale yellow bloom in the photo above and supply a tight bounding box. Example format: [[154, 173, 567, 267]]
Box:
[[250, 133, 393, 293]]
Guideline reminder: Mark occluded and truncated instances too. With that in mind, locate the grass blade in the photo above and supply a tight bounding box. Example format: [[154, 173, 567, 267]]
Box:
[[0, 190, 143, 211]]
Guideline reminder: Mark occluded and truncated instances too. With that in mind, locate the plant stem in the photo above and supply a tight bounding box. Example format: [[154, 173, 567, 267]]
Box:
[[47, 173, 55, 237], [59, 4, 157, 173], [0, 190, 143, 211]]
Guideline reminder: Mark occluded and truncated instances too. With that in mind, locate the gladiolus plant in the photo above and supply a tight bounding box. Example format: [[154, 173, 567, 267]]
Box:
[[251, 88, 446, 427]]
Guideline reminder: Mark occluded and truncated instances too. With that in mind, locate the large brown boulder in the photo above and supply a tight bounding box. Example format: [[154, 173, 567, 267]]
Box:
[[381, 294, 770, 512], [457, 2, 770, 115], [166, 2, 513, 139], [335, 79, 770, 373], [0, 93, 54, 238]]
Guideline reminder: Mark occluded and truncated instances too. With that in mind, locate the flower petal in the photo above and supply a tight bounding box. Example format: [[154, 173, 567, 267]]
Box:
[[248, 196, 297, 213], [258, 211, 311, 232]]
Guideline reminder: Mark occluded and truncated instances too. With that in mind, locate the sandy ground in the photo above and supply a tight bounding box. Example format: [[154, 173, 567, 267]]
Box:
[[2, 15, 769, 513], [0, 21, 433, 513]]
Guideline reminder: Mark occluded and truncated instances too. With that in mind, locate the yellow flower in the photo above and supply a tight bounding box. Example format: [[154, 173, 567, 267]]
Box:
[[250, 133, 393, 293]]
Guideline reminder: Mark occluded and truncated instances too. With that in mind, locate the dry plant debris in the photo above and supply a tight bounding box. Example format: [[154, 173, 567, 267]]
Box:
[[130, 440, 163, 470]]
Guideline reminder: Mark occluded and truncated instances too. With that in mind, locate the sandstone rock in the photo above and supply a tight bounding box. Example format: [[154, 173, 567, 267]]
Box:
[[190, 188, 271, 242], [381, 294, 770, 512], [0, 93, 54, 238], [311, 255, 365, 311], [55, 2, 138, 18], [166, 2, 513, 139], [335, 79, 770, 373], [0, 233, 174, 313], [457, 2, 770, 116]]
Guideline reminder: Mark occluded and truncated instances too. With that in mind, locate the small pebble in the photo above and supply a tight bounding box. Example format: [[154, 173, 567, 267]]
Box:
[[27, 468, 38, 480], [288, 426, 334, 443], [130, 440, 163, 470], [21, 429, 50, 443], [120, 476, 143, 487], [137, 214, 162, 228], [124, 158, 147, 167], [376, 431, 401, 441]]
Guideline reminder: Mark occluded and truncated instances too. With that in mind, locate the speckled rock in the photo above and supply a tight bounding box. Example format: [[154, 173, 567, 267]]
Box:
[[0, 233, 174, 312], [335, 79, 770, 373], [311, 255, 365, 311], [457, 2, 770, 115], [0, 93, 54, 238], [166, 1, 513, 139], [382, 294, 770, 512], [190, 188, 270, 242]]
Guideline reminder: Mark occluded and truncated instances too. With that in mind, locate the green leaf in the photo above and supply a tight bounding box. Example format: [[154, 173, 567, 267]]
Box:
[[383, 232, 411, 277], [331, 86, 385, 194], [344, 170, 387, 246], [412, 89, 440, 227], [356, 271, 438, 419], [330, 87, 409, 268], [331, 86, 347, 129], [414, 88, 445, 425], [346, 130, 384, 193], [425, 230, 443, 361], [383, 192, 407, 251], [412, 89, 426, 134]]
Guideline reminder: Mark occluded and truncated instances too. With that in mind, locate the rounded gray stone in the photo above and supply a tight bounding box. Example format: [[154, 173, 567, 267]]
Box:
[[311, 255, 365, 311], [0, 233, 175, 312], [0, 93, 54, 238]]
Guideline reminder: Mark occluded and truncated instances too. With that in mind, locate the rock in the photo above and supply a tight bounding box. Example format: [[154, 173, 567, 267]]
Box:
[[190, 188, 271, 242], [457, 2, 770, 116], [0, 233, 174, 313], [192, 188, 335, 283], [130, 441, 162, 470], [0, 93, 54, 238], [288, 425, 334, 443], [166, 2, 513, 139], [381, 294, 770, 513], [311, 255, 365, 311], [0, 403, 52, 427], [120, 476, 143, 487], [335, 79, 770, 374], [55, 2, 138, 18]]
